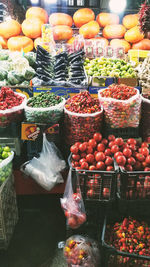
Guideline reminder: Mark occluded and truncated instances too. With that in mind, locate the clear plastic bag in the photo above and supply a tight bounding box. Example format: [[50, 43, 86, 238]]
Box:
[[61, 169, 86, 229], [141, 96, 150, 141], [0, 93, 27, 126], [64, 235, 100, 267], [21, 134, 66, 190], [64, 107, 103, 145], [98, 88, 141, 128], [25, 97, 66, 123], [0, 151, 14, 186]]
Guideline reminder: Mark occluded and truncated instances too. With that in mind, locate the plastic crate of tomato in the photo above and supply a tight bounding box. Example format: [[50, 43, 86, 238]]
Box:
[[101, 215, 150, 267], [68, 154, 117, 202]]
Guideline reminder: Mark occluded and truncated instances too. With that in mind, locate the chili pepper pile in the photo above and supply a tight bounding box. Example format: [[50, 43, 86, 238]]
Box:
[[100, 84, 137, 100], [25, 92, 65, 123], [98, 84, 141, 128], [27, 92, 62, 108], [0, 87, 25, 126], [0, 87, 24, 110], [107, 217, 150, 257], [64, 92, 103, 145]]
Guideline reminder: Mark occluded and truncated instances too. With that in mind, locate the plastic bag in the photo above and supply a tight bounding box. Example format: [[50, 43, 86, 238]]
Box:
[[0, 151, 14, 186], [0, 92, 27, 127], [141, 96, 150, 142], [98, 88, 141, 128], [21, 134, 66, 190], [25, 97, 65, 123], [64, 235, 100, 267], [64, 107, 103, 145], [61, 169, 86, 229]]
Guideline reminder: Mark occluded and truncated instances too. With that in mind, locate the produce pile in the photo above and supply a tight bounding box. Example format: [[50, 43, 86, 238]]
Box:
[[84, 57, 136, 78], [98, 84, 141, 128], [25, 92, 65, 123], [0, 87, 26, 126], [0, 50, 36, 86], [64, 235, 100, 267], [64, 91, 103, 145], [0, 145, 13, 185], [106, 217, 150, 258]]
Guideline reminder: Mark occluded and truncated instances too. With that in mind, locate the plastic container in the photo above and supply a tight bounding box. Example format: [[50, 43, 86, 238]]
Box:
[[101, 215, 150, 267], [25, 97, 66, 123], [64, 107, 103, 145], [98, 88, 141, 129], [68, 154, 117, 202], [141, 96, 150, 142], [0, 93, 27, 127], [0, 152, 14, 186]]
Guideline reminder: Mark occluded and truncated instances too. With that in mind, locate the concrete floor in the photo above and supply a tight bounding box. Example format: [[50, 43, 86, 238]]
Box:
[[0, 195, 67, 267]]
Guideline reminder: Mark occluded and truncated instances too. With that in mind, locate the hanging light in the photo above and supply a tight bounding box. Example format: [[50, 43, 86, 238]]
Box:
[[109, 0, 126, 13], [30, 0, 40, 4]]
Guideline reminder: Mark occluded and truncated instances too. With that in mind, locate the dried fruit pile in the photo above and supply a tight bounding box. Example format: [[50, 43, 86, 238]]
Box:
[[98, 84, 141, 128], [0, 87, 24, 110], [139, 1, 150, 35], [107, 217, 150, 257]]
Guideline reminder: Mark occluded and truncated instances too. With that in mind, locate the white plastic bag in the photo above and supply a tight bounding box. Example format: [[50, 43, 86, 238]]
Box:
[[61, 169, 86, 229], [98, 88, 141, 128], [21, 134, 66, 190]]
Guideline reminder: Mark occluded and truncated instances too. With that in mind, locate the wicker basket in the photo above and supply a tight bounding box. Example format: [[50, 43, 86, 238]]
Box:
[[0, 175, 18, 250]]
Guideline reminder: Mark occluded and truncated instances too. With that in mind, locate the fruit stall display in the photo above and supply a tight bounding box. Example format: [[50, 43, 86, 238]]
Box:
[[0, 5, 150, 53]]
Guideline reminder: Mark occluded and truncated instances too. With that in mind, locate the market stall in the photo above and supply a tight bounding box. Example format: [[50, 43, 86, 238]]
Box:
[[0, 0, 150, 266]]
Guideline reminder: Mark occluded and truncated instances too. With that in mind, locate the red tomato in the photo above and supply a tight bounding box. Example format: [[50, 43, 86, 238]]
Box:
[[86, 153, 94, 164], [72, 154, 80, 161], [83, 142, 88, 146], [114, 137, 124, 146], [86, 146, 93, 154], [80, 152, 87, 158], [144, 167, 150, 171], [101, 138, 108, 146], [93, 132, 102, 142], [96, 161, 105, 170], [142, 161, 148, 168], [127, 138, 137, 145], [127, 157, 136, 166], [136, 153, 145, 162], [81, 161, 89, 169], [145, 155, 150, 164], [97, 143, 105, 152], [70, 145, 78, 154], [89, 165, 96, 171], [68, 216, 77, 229], [116, 155, 126, 166], [79, 158, 86, 165], [141, 147, 149, 157], [141, 142, 149, 148], [125, 164, 133, 171], [106, 166, 114, 171], [88, 139, 97, 148], [129, 144, 137, 151], [134, 161, 142, 170], [138, 148, 142, 153], [79, 143, 87, 152], [111, 145, 119, 154], [108, 135, 115, 141], [95, 152, 105, 162], [105, 156, 113, 166], [104, 148, 112, 156], [74, 161, 79, 167], [94, 151, 98, 156], [123, 148, 132, 158], [108, 141, 115, 148], [74, 142, 81, 148], [114, 151, 123, 159]]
